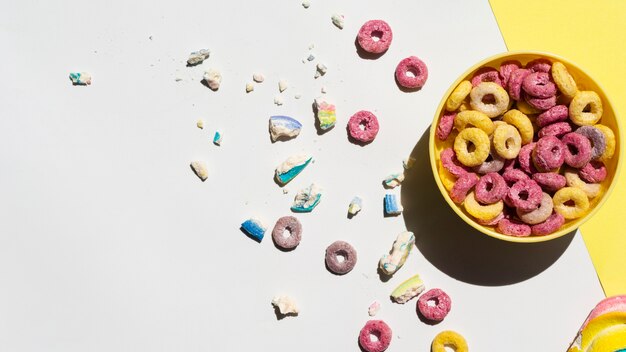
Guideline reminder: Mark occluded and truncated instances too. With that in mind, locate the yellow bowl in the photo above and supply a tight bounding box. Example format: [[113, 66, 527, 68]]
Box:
[[429, 51, 623, 243]]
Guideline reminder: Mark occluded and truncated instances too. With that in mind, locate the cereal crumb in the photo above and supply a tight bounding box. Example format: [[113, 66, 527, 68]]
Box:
[[187, 49, 210, 66], [69, 72, 92, 86], [383, 172, 405, 189], [315, 63, 327, 79], [272, 295, 299, 316], [368, 301, 381, 316], [331, 14, 345, 29], [348, 196, 362, 216], [308, 44, 315, 50], [321, 86, 327, 94], [190, 161, 208, 181], [282, 188, 290, 194], [213, 131, 222, 146], [246, 82, 254, 93], [203, 69, 222, 90], [196, 119, 204, 129], [301, 0, 310, 9], [403, 157, 416, 170], [307, 54, 315, 61], [294, 94, 302, 99], [278, 80, 288, 92], [274, 95, 284, 106], [253, 73, 265, 83]]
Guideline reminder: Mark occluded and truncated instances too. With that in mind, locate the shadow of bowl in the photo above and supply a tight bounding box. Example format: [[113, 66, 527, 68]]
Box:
[[401, 128, 575, 286]]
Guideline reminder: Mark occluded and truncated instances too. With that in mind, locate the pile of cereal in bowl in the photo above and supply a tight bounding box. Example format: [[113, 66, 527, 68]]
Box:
[[434, 56, 617, 237]]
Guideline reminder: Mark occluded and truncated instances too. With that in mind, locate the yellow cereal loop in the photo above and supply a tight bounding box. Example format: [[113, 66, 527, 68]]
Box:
[[469, 82, 510, 118], [493, 124, 522, 159], [464, 191, 504, 220], [454, 128, 491, 167], [564, 168, 602, 198], [594, 124, 616, 162], [551, 61, 579, 99], [438, 164, 456, 192], [454, 110, 495, 134], [492, 120, 507, 132], [458, 101, 471, 112], [569, 91, 603, 126], [516, 98, 541, 115], [502, 109, 534, 145], [431, 330, 468, 352], [553, 187, 590, 219], [446, 80, 472, 111]]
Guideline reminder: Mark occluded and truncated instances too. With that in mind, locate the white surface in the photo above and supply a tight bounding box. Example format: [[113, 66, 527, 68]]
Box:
[[0, 0, 604, 351]]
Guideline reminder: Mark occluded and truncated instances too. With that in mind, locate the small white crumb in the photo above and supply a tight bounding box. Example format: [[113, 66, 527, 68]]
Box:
[[368, 301, 381, 316], [196, 119, 204, 129], [302, 0, 310, 8], [175, 77, 183, 82], [315, 63, 327, 78], [253, 73, 265, 83], [307, 54, 315, 61], [403, 157, 416, 170], [203, 68, 222, 90], [308, 44, 315, 50], [69, 72, 92, 86], [187, 49, 210, 66], [272, 295, 299, 316], [274, 95, 284, 106], [246, 83, 254, 93], [294, 94, 302, 99], [278, 80, 288, 92], [331, 14, 345, 29], [190, 161, 208, 181], [321, 86, 327, 94], [282, 188, 289, 194]]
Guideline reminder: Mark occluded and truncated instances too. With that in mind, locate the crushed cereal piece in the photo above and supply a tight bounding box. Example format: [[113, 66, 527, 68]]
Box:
[[403, 157, 416, 170], [348, 196, 363, 216], [294, 94, 302, 99], [282, 188, 290, 194], [315, 63, 328, 78], [213, 131, 222, 146], [196, 119, 204, 129], [69, 72, 92, 86], [314, 97, 336, 130], [278, 79, 288, 92], [307, 54, 315, 61], [190, 161, 208, 181], [321, 86, 327, 94], [203, 68, 222, 90], [275, 154, 313, 185], [241, 217, 266, 242], [269, 115, 302, 141], [383, 172, 405, 189], [390, 274, 425, 304], [331, 14, 345, 29], [274, 95, 284, 106], [253, 72, 265, 83], [384, 194, 402, 216], [246, 83, 254, 93], [379, 231, 415, 275], [368, 301, 381, 316], [187, 49, 210, 66], [272, 295, 299, 316], [291, 183, 322, 212], [301, 0, 310, 9]]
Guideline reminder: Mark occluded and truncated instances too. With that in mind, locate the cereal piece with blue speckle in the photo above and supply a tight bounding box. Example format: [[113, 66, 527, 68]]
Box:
[[187, 49, 210, 66], [291, 184, 322, 212], [348, 197, 363, 216], [384, 194, 402, 216], [269, 116, 302, 141], [383, 172, 405, 189], [69, 72, 92, 86], [213, 131, 222, 146], [241, 218, 267, 242], [275, 154, 312, 185]]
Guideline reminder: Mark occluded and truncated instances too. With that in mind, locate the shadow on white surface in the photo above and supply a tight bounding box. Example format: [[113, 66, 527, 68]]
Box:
[[401, 128, 576, 286]]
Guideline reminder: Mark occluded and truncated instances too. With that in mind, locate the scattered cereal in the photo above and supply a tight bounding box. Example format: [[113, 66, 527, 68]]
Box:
[[190, 161, 208, 181], [274, 94, 284, 106], [368, 301, 381, 316], [331, 14, 345, 29], [314, 97, 336, 130], [348, 196, 363, 216], [69, 72, 92, 86], [390, 274, 425, 304], [271, 216, 302, 250], [379, 231, 414, 275], [186, 49, 210, 66], [203, 68, 222, 90], [357, 20, 393, 54], [383, 172, 405, 189], [359, 320, 392, 352], [417, 288, 452, 322], [272, 295, 299, 316], [291, 183, 322, 212], [320, 86, 327, 94], [431, 331, 468, 352], [275, 154, 313, 185], [269, 115, 302, 141], [315, 63, 328, 78], [253, 73, 265, 83], [241, 217, 267, 242]]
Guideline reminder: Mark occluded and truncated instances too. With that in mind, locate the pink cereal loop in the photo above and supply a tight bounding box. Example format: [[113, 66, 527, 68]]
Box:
[[497, 218, 531, 237], [471, 67, 503, 87], [348, 110, 380, 143], [526, 58, 552, 73], [531, 212, 565, 236], [417, 288, 452, 322], [522, 72, 557, 98], [507, 68, 531, 101], [450, 173, 479, 204], [357, 20, 393, 54], [395, 56, 428, 89], [579, 161, 607, 183], [475, 172, 508, 204], [436, 111, 455, 141], [358, 320, 392, 352], [538, 122, 572, 138], [536, 105, 569, 127], [440, 148, 469, 177]]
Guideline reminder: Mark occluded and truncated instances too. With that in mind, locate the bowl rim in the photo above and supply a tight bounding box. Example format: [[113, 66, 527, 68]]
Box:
[[428, 50, 624, 243]]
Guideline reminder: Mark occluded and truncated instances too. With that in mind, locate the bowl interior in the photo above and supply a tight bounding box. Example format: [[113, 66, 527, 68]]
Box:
[[429, 51, 622, 243]]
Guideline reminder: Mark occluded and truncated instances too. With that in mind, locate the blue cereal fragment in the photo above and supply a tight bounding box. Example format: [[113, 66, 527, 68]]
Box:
[[275, 154, 312, 185], [269, 116, 302, 141], [384, 194, 403, 216], [241, 218, 266, 242], [348, 196, 363, 216], [291, 183, 322, 212], [69, 72, 92, 85], [213, 130, 222, 146]]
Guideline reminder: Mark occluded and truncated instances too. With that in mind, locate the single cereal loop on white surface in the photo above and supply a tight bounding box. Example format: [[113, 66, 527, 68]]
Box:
[[469, 82, 510, 118]]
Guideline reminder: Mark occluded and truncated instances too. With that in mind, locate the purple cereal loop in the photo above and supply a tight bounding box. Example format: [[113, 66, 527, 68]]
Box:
[[325, 240, 357, 275], [536, 105, 569, 127], [526, 58, 552, 73], [522, 72, 557, 98], [348, 110, 380, 143], [562, 132, 593, 168], [357, 20, 393, 54], [508, 179, 543, 211], [579, 161, 607, 183], [440, 148, 469, 177], [503, 168, 530, 186], [516, 192, 554, 225], [395, 56, 428, 89], [532, 172, 567, 192], [437, 111, 455, 141], [497, 218, 531, 237], [475, 172, 508, 204], [531, 212, 565, 236], [507, 68, 531, 101], [271, 216, 303, 250], [538, 122, 573, 138], [576, 126, 607, 160], [532, 136, 565, 172], [526, 94, 557, 111], [417, 288, 451, 322], [471, 67, 503, 87], [359, 320, 392, 352], [450, 173, 479, 204], [518, 142, 538, 174], [499, 60, 522, 87]]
